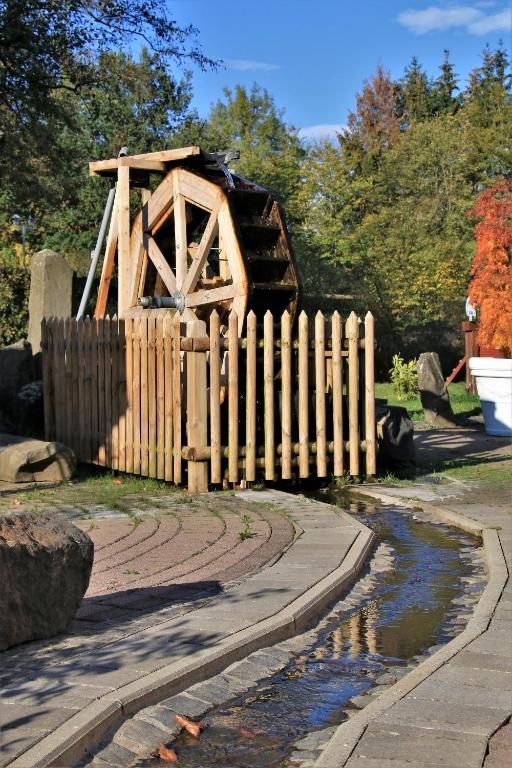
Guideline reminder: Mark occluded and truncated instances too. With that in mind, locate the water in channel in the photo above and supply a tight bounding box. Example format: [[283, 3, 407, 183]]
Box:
[[140, 493, 485, 768]]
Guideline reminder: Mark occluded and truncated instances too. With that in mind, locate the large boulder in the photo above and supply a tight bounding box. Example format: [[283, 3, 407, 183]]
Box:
[[0, 511, 93, 650], [376, 402, 416, 472], [417, 352, 457, 428], [0, 434, 76, 482]]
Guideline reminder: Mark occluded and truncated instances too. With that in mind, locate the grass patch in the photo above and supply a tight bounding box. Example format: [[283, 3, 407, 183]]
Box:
[[0, 465, 183, 514], [375, 381, 481, 422]]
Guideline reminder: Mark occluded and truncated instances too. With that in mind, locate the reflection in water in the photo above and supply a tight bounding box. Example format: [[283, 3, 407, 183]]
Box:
[[140, 497, 484, 768]]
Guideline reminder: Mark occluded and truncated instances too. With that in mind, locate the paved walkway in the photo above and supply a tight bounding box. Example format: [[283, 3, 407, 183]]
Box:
[[316, 426, 512, 768], [0, 491, 372, 768]]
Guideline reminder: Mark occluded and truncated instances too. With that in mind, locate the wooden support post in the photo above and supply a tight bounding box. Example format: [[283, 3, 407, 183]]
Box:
[[228, 311, 239, 485], [210, 311, 222, 484], [95, 189, 118, 319], [281, 311, 292, 480], [117, 166, 131, 316], [264, 310, 275, 480], [246, 311, 257, 482], [347, 312, 360, 476], [364, 312, 376, 476], [186, 318, 208, 492], [315, 311, 327, 477], [298, 311, 309, 478], [331, 311, 344, 476]]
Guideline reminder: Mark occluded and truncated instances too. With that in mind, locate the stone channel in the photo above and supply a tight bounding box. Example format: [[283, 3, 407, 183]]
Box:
[[84, 493, 486, 768]]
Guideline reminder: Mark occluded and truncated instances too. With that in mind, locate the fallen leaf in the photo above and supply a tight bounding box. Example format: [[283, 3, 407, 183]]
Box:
[[240, 726, 264, 739], [112, 479, 122, 485], [155, 742, 178, 762], [13, 498, 21, 505], [175, 713, 202, 738]]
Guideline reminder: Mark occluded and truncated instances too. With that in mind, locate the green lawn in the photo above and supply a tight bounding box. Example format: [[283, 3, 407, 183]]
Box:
[[375, 381, 481, 422]]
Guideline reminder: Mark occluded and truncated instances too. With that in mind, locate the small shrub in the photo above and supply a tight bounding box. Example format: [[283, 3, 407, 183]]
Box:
[[0, 260, 30, 346], [389, 353, 419, 400]]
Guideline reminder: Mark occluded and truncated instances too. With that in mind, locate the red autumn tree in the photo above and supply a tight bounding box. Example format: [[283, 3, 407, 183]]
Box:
[[468, 178, 512, 356]]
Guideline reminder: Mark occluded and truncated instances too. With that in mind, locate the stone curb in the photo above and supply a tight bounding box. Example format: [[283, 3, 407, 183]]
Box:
[[314, 486, 509, 768], [7, 492, 375, 768]]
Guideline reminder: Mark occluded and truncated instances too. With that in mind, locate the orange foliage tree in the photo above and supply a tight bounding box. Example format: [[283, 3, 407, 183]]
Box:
[[468, 178, 512, 356]]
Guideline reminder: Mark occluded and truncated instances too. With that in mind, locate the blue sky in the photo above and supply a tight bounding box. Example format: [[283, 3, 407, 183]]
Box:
[[169, 1, 511, 140]]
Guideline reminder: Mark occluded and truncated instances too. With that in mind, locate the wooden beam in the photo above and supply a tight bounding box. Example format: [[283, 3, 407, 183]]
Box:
[[181, 194, 222, 296], [174, 188, 188, 290], [95, 188, 118, 318], [184, 283, 242, 308], [89, 146, 201, 176], [146, 237, 178, 294]]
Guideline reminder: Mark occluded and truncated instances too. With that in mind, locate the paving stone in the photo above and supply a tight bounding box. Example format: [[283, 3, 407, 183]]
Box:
[[91, 742, 136, 767], [159, 692, 211, 718], [134, 705, 181, 735], [379, 698, 510, 736], [113, 718, 170, 755], [0, 733, 41, 768], [186, 680, 237, 707], [353, 722, 488, 766], [451, 650, 512, 673]]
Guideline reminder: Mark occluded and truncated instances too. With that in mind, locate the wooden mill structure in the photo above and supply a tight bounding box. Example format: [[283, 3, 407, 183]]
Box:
[[90, 146, 301, 331], [42, 146, 376, 490]]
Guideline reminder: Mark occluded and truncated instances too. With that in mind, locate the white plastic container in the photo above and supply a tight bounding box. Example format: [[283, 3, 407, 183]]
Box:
[[469, 357, 512, 437]]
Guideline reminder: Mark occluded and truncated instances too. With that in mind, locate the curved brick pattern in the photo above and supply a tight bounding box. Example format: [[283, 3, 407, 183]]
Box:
[[75, 518, 136, 554], [90, 516, 160, 564]]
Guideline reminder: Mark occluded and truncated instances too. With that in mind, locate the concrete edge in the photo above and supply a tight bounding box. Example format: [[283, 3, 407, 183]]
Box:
[[314, 486, 510, 768], [8, 496, 375, 768]]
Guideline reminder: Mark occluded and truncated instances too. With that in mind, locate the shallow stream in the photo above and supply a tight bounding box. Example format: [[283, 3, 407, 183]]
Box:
[[139, 493, 485, 767]]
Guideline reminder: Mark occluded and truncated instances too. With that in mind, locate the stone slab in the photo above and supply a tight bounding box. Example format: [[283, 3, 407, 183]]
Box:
[[352, 722, 487, 765]]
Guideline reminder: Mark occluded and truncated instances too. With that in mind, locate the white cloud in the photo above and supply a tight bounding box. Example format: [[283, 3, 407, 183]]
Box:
[[398, 4, 511, 35], [468, 8, 511, 33], [299, 124, 346, 142], [225, 59, 279, 72]]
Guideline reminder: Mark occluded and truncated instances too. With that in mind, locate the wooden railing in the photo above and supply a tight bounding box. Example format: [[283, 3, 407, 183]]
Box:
[[42, 310, 376, 491]]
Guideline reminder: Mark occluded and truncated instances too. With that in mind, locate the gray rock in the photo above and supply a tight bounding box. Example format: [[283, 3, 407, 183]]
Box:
[[28, 249, 73, 354], [417, 352, 457, 427], [0, 433, 76, 482], [0, 511, 93, 650], [376, 403, 415, 471]]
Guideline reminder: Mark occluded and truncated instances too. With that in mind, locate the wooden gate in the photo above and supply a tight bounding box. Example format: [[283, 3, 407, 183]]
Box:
[[42, 310, 376, 490]]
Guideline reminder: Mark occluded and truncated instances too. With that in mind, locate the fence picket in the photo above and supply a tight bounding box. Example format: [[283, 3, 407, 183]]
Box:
[[64, 318, 73, 451], [41, 319, 52, 441], [281, 310, 292, 480], [298, 311, 309, 478], [347, 311, 360, 476], [124, 318, 134, 473], [245, 310, 257, 483], [164, 316, 173, 481], [156, 318, 165, 479], [264, 310, 275, 480], [132, 318, 141, 474], [210, 310, 222, 484], [365, 312, 376, 476], [148, 317, 157, 477], [172, 313, 182, 483], [97, 319, 106, 465], [228, 310, 238, 485], [140, 316, 149, 476], [110, 316, 119, 471], [315, 311, 327, 477], [103, 317, 112, 467], [331, 311, 343, 476]]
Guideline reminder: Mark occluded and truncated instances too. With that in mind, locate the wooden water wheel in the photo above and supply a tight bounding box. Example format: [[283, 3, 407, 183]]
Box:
[[90, 146, 301, 332]]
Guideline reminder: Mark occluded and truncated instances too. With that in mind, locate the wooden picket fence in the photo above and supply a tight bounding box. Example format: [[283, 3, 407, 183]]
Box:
[[42, 310, 376, 491]]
